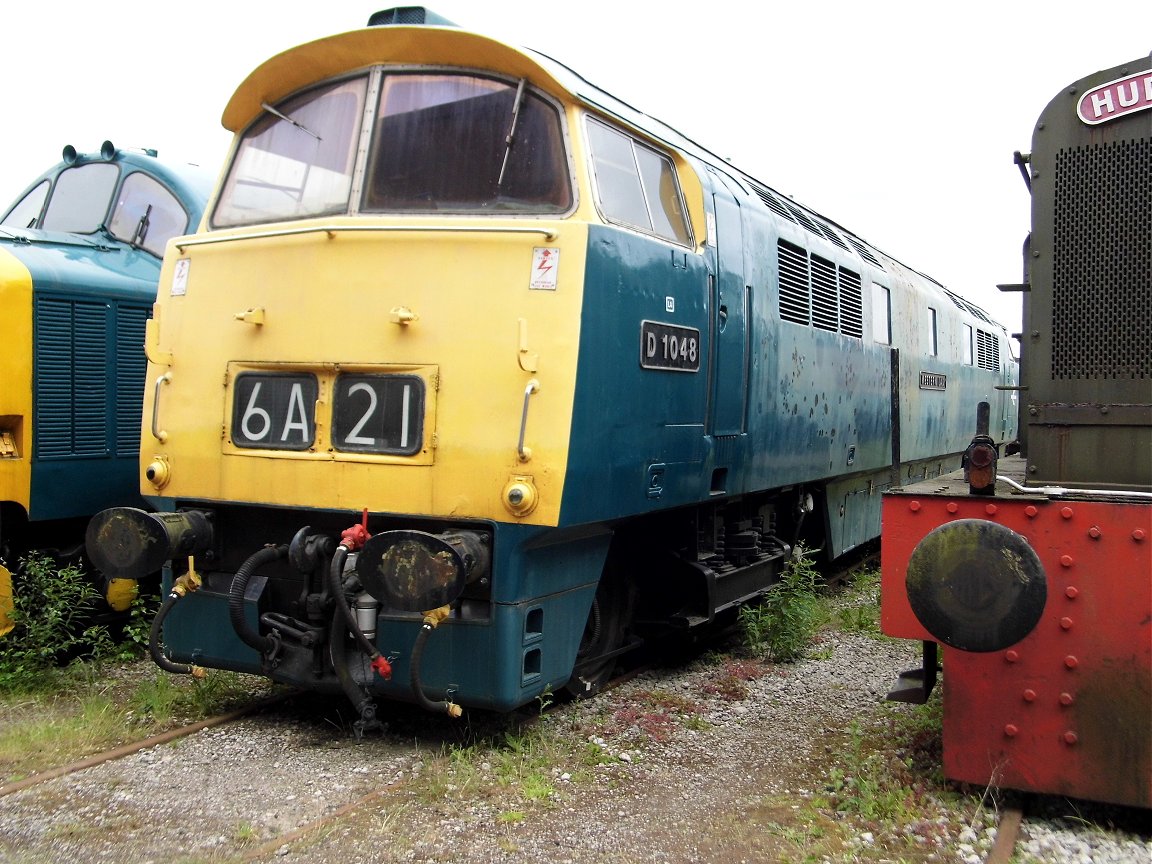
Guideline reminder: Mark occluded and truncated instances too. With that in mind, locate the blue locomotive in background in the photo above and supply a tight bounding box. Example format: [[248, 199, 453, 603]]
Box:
[[0, 142, 211, 632], [87, 8, 1016, 723]]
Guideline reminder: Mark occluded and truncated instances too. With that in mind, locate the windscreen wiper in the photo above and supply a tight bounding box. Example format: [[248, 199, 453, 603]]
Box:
[[261, 102, 322, 141], [497, 79, 527, 190]]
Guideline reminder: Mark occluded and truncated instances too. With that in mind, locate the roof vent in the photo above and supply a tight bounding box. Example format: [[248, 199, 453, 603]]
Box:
[[367, 7, 457, 26]]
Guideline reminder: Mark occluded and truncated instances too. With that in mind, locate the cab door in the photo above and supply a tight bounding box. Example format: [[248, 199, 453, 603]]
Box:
[[708, 174, 748, 437]]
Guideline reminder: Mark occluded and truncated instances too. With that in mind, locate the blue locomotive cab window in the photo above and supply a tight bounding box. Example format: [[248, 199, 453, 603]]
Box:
[[108, 172, 191, 257], [2, 180, 49, 229], [362, 74, 571, 213], [40, 163, 119, 234], [586, 118, 691, 246], [214, 77, 368, 227]]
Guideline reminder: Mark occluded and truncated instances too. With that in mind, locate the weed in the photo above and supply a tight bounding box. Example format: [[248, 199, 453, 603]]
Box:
[[130, 673, 183, 725], [497, 810, 525, 824], [739, 547, 826, 662], [704, 656, 772, 702], [535, 686, 554, 715], [0, 554, 108, 692], [232, 822, 258, 843]]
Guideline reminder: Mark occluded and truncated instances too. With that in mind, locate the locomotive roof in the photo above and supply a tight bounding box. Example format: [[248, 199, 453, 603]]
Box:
[[224, 23, 742, 179], [3, 145, 212, 221]]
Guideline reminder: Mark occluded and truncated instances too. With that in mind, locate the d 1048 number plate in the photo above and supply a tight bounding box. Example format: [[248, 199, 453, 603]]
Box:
[[640, 320, 700, 372]]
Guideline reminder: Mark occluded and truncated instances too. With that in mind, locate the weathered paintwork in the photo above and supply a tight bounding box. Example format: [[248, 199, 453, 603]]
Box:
[[99, 14, 1015, 713], [880, 56, 1150, 807], [882, 466, 1152, 807]]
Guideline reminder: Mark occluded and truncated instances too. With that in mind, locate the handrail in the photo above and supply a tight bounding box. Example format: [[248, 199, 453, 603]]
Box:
[[151, 373, 172, 443], [175, 223, 557, 251], [517, 380, 540, 463]]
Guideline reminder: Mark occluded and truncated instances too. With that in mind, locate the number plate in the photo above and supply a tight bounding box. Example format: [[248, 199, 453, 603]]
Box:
[[640, 320, 700, 372], [232, 374, 318, 450], [332, 374, 424, 455], [230, 372, 425, 454]]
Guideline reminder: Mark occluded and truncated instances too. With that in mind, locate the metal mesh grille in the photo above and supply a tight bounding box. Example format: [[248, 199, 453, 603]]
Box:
[[1052, 138, 1152, 379]]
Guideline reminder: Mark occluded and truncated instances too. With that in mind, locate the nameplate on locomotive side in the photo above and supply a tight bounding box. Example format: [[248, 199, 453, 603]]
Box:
[[640, 321, 700, 372], [919, 371, 948, 390]]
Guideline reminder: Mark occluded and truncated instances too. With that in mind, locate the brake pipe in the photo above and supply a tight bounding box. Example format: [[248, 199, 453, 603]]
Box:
[[329, 511, 393, 680], [410, 605, 462, 717], [150, 557, 205, 677], [228, 544, 288, 655]]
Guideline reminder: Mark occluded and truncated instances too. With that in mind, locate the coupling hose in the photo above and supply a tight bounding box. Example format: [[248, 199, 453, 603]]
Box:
[[328, 546, 392, 678], [228, 545, 288, 654], [409, 618, 462, 717], [150, 591, 204, 677]]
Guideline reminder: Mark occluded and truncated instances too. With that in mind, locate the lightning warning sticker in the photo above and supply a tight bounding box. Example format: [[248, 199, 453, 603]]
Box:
[[171, 258, 190, 296], [530, 247, 559, 290]]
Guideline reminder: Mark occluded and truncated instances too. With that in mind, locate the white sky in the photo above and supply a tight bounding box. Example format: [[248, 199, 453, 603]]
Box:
[[4, 0, 1150, 336]]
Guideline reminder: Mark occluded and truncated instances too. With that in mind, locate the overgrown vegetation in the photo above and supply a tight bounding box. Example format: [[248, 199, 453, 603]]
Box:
[[0, 553, 114, 692], [0, 554, 265, 784], [739, 546, 828, 661]]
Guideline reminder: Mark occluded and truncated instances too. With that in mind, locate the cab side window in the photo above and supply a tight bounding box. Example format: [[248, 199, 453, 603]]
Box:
[[1, 180, 49, 228], [586, 118, 691, 245]]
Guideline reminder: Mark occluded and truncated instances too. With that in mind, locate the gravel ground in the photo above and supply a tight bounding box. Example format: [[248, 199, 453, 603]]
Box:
[[1, 616, 1148, 864]]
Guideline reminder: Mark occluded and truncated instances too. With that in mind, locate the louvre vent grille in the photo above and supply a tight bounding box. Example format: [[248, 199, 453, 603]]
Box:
[[976, 328, 999, 372], [839, 268, 864, 338], [1052, 138, 1151, 379], [35, 298, 109, 457], [815, 220, 851, 253], [777, 240, 863, 338], [784, 202, 821, 236], [778, 240, 809, 324], [845, 234, 883, 267], [811, 255, 839, 332], [749, 182, 796, 223]]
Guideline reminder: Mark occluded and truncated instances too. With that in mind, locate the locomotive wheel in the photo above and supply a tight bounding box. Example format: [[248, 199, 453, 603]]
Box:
[[563, 564, 634, 700]]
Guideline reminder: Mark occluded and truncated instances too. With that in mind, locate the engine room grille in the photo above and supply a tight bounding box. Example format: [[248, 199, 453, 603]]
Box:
[[976, 328, 999, 372], [35, 298, 108, 458], [1052, 137, 1152, 379], [777, 240, 863, 338], [34, 298, 150, 459]]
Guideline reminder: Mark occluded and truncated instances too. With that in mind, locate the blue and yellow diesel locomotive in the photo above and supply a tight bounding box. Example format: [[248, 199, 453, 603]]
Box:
[[0, 143, 211, 633], [88, 8, 1015, 723], [881, 56, 1150, 809]]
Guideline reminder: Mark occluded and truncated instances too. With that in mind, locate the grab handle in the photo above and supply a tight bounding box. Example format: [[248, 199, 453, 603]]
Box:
[[517, 380, 540, 462], [151, 373, 172, 443]]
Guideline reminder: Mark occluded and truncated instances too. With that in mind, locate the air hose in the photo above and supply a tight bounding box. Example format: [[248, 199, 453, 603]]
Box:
[[327, 545, 392, 679], [149, 561, 205, 677], [410, 606, 462, 717], [228, 544, 288, 655]]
